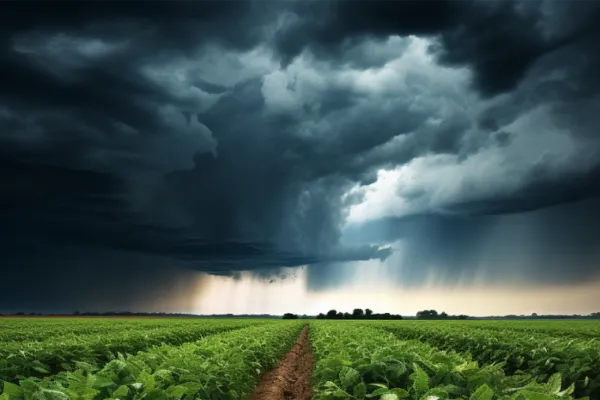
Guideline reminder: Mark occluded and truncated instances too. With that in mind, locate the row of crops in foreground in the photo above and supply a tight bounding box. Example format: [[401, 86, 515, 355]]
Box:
[[368, 321, 599, 399], [0, 319, 268, 384], [0, 321, 304, 400], [310, 321, 579, 400], [1, 318, 599, 400]]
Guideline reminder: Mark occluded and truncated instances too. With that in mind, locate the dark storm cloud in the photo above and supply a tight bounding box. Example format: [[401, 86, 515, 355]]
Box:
[[0, 1, 261, 52], [445, 166, 600, 216], [1, 0, 600, 311], [0, 0, 389, 311], [274, 0, 600, 96]]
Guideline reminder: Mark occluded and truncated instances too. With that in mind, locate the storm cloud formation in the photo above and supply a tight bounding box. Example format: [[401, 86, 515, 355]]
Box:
[[1, 0, 599, 311]]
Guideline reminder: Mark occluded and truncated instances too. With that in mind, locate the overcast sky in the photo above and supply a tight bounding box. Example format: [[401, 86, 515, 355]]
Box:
[[1, 0, 599, 315]]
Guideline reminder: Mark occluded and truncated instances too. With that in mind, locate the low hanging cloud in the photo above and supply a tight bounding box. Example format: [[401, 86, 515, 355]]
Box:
[[347, 104, 600, 224], [1, 0, 600, 310]]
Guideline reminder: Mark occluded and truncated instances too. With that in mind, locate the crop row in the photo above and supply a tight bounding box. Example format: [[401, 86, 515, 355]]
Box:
[[0, 321, 303, 400], [370, 322, 599, 399], [0, 319, 267, 384], [310, 321, 577, 400], [436, 321, 600, 340], [0, 318, 192, 343]]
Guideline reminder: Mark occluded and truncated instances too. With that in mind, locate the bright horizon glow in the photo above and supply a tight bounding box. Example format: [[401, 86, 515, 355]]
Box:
[[170, 268, 600, 317]]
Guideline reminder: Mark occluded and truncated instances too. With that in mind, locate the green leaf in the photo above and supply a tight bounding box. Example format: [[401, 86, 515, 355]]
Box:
[[31, 367, 50, 374], [557, 383, 575, 396], [394, 363, 407, 379], [39, 389, 70, 400], [390, 388, 409, 398], [369, 388, 391, 397], [2, 382, 24, 398], [547, 373, 562, 394], [411, 364, 430, 396], [180, 382, 202, 395], [340, 367, 360, 389], [380, 395, 399, 400], [470, 384, 493, 400], [166, 385, 188, 399], [138, 371, 155, 390], [19, 380, 40, 400], [368, 384, 389, 389], [143, 389, 168, 400], [518, 391, 555, 400], [113, 385, 129, 398], [354, 382, 367, 398]]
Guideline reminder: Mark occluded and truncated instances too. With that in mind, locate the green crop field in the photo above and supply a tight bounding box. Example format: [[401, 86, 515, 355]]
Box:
[[0, 318, 598, 400]]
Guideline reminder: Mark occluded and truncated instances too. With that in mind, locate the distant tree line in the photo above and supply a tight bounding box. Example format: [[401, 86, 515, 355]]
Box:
[[415, 310, 470, 320], [310, 309, 471, 320], [282, 313, 312, 319], [283, 309, 469, 320], [487, 312, 600, 320], [315, 308, 404, 320], [278, 310, 600, 320]]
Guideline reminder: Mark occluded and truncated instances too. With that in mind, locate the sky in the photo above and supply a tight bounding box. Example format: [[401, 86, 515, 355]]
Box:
[[1, 0, 599, 316]]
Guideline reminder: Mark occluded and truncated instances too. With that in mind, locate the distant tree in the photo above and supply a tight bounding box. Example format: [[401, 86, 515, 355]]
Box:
[[416, 310, 439, 319], [440, 311, 448, 319], [315, 309, 399, 320], [591, 312, 600, 318], [282, 313, 298, 319], [531, 313, 538, 317]]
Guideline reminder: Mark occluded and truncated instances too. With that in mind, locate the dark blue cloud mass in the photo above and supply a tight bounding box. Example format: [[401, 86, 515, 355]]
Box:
[[1, 0, 599, 311]]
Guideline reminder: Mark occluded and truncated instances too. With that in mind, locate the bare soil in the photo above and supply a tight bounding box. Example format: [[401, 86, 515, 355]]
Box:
[[252, 324, 313, 400]]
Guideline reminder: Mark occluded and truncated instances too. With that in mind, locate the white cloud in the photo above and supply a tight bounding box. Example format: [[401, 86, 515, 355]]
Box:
[[346, 104, 594, 225], [338, 36, 468, 97], [261, 70, 302, 113]]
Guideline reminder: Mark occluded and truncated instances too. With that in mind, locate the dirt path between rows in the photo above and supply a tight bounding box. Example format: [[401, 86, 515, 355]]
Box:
[[252, 324, 313, 400]]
